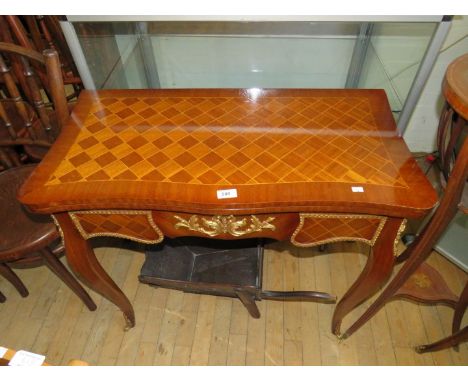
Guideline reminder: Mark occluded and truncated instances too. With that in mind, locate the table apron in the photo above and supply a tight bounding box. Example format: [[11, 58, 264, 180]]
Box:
[[62, 209, 406, 256]]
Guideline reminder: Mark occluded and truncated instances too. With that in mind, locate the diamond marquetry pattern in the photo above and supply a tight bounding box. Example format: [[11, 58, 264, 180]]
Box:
[[46, 95, 408, 188], [71, 212, 162, 243], [293, 214, 385, 246]]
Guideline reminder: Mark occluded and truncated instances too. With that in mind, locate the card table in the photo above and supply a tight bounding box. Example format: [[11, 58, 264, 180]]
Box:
[[18, 89, 437, 334]]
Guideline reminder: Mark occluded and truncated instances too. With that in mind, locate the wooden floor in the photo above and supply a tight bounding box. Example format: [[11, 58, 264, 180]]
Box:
[[0, 238, 467, 366]]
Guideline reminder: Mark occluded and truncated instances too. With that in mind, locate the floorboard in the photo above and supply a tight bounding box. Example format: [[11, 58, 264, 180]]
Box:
[[0, 239, 467, 366]]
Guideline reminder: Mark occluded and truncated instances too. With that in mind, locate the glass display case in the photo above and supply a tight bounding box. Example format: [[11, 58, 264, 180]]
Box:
[[60, 16, 450, 134]]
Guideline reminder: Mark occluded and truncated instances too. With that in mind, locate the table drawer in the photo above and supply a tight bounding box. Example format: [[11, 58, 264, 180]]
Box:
[[291, 213, 387, 247], [69, 210, 164, 244], [153, 211, 298, 240], [67, 210, 388, 248]]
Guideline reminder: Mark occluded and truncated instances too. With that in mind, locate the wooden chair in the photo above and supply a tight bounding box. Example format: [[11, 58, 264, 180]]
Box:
[[0, 42, 69, 163], [1, 15, 82, 101], [0, 43, 96, 311], [341, 53, 468, 352]]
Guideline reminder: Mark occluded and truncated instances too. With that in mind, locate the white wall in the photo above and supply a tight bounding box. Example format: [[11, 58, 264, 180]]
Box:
[[403, 16, 468, 152]]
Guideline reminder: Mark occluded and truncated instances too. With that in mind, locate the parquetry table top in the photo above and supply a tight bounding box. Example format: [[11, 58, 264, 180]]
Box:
[[18, 89, 437, 218]]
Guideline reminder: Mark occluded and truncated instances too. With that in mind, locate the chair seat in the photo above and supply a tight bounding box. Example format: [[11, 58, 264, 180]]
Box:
[[0, 164, 58, 259]]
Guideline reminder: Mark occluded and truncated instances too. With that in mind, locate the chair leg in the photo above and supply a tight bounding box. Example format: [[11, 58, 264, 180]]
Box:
[[342, 137, 468, 339], [40, 249, 97, 311], [452, 282, 468, 335], [415, 326, 468, 353], [0, 263, 29, 297]]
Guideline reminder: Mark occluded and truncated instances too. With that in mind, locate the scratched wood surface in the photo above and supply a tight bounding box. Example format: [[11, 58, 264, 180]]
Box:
[[0, 239, 466, 366]]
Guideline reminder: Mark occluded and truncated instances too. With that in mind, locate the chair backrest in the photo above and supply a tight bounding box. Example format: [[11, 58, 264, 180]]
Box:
[[436, 101, 467, 183], [32, 16, 81, 83], [437, 53, 468, 182], [437, 53, 468, 213], [1, 15, 82, 98], [0, 42, 69, 163]]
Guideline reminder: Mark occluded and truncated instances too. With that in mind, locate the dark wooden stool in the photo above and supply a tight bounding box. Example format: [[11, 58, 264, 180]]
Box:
[[139, 237, 336, 318], [341, 53, 468, 352]]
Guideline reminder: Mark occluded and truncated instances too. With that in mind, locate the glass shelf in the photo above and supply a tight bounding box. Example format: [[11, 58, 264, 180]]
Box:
[[358, 22, 437, 119], [64, 19, 442, 126]]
